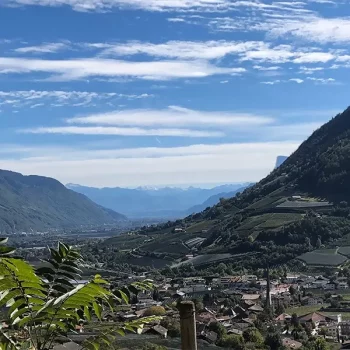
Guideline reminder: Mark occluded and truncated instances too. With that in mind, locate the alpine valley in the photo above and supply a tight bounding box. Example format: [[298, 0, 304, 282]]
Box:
[[98, 107, 350, 271]]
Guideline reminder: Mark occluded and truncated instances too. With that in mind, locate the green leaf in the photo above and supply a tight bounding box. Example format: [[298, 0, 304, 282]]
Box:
[[23, 288, 46, 298], [124, 325, 136, 333], [93, 275, 108, 285], [116, 290, 129, 305], [84, 306, 91, 322], [54, 284, 85, 306], [0, 247, 15, 256], [46, 259, 59, 269], [14, 315, 31, 327], [84, 341, 100, 350], [116, 329, 125, 336], [36, 267, 56, 276], [93, 302, 102, 320], [55, 278, 74, 288], [0, 238, 9, 245], [58, 242, 69, 258], [7, 298, 26, 315], [52, 284, 69, 294], [10, 307, 29, 321], [50, 248, 62, 264], [49, 321, 68, 331], [0, 290, 22, 307], [21, 282, 46, 291], [33, 299, 55, 318]]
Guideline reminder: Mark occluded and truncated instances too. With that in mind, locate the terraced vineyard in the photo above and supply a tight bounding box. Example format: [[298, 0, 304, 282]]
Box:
[[338, 247, 350, 257], [235, 212, 304, 237], [277, 200, 331, 209], [174, 253, 233, 267], [297, 249, 348, 267]]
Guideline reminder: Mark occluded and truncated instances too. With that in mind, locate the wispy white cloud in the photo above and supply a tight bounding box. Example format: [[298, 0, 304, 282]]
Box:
[[306, 77, 337, 84], [2, 0, 300, 13], [261, 80, 280, 85], [83, 39, 344, 72], [11, 0, 344, 51], [20, 126, 224, 138], [269, 16, 350, 44], [0, 142, 298, 161], [289, 78, 304, 84], [172, 2, 350, 46], [293, 52, 334, 63], [30, 103, 44, 108], [98, 40, 263, 60], [241, 45, 336, 64], [253, 65, 280, 71], [19, 107, 323, 142], [167, 18, 186, 22], [299, 66, 324, 74], [14, 42, 69, 54], [261, 77, 337, 85], [0, 90, 153, 109], [66, 106, 274, 128], [0, 57, 245, 81]]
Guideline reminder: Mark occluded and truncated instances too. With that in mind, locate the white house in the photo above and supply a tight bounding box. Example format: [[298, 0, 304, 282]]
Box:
[[337, 282, 349, 290]]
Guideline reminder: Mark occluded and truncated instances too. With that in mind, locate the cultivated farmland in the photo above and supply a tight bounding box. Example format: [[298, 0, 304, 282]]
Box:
[[297, 249, 348, 267]]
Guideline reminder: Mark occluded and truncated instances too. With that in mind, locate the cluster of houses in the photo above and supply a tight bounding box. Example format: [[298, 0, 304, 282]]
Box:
[[37, 272, 350, 349], [285, 273, 349, 291]]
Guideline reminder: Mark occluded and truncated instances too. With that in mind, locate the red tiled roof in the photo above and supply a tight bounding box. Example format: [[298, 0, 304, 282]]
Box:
[[283, 338, 302, 349], [299, 312, 327, 322], [276, 313, 292, 321]]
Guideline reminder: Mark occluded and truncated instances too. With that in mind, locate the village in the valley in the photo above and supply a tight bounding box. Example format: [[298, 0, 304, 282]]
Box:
[[36, 270, 350, 350]]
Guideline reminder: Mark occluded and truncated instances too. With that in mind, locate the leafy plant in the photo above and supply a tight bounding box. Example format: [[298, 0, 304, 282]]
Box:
[[0, 240, 157, 350]]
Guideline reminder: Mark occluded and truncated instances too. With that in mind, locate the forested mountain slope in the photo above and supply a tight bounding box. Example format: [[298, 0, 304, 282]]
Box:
[[102, 107, 350, 271], [0, 170, 126, 233]]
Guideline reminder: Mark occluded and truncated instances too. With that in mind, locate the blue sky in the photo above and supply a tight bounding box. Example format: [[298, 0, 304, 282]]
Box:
[[0, 0, 349, 188]]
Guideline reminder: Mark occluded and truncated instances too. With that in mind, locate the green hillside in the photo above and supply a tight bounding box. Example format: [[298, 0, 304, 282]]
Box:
[[102, 107, 350, 270], [0, 170, 126, 232]]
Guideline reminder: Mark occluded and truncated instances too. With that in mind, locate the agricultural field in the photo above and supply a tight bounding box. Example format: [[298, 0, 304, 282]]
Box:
[[246, 196, 286, 211], [141, 239, 189, 255], [237, 213, 303, 232], [286, 305, 327, 316], [102, 234, 146, 249], [285, 305, 350, 320], [186, 220, 214, 234], [174, 253, 233, 267], [256, 213, 303, 229], [122, 255, 172, 269], [186, 237, 206, 248], [236, 215, 268, 231], [140, 228, 211, 256], [297, 249, 348, 267], [338, 246, 350, 257], [277, 200, 331, 209]]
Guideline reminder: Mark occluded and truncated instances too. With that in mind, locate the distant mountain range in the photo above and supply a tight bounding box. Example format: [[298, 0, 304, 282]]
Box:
[[0, 170, 126, 233], [185, 185, 252, 215], [66, 183, 251, 218]]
